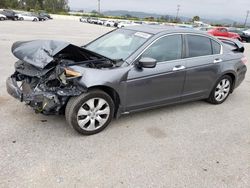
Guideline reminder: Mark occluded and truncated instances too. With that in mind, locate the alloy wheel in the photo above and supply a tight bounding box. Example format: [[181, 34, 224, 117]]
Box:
[[77, 98, 110, 131], [214, 79, 231, 102]]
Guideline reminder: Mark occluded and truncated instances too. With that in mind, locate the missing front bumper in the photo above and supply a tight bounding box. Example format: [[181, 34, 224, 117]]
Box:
[[6, 76, 61, 114], [6, 77, 23, 101]]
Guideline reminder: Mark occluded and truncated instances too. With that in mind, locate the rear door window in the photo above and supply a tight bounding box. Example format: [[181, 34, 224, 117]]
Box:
[[186, 35, 212, 57]]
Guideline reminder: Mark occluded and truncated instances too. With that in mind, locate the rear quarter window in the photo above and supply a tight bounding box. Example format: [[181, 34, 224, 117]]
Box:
[[211, 40, 221, 54], [220, 39, 238, 51]]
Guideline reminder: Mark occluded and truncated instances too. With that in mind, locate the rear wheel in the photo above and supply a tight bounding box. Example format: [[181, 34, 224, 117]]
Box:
[[33, 18, 38, 21], [0, 17, 4, 21], [19, 17, 24, 21], [207, 75, 232, 104], [65, 90, 114, 135]]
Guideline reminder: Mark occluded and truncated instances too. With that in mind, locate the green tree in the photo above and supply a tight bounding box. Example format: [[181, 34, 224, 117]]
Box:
[[145, 17, 155, 21], [192, 16, 200, 22], [0, 0, 69, 13], [0, 0, 7, 8]]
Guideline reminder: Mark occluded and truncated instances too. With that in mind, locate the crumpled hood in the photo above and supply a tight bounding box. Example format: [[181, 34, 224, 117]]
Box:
[[11, 40, 106, 69], [12, 40, 70, 69]]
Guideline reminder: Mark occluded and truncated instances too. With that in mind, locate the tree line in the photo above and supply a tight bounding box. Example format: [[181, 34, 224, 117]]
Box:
[[0, 0, 69, 13]]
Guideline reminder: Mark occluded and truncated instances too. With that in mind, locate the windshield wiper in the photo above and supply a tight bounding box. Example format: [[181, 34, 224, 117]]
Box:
[[81, 46, 128, 65], [63, 58, 108, 66], [113, 58, 129, 65]]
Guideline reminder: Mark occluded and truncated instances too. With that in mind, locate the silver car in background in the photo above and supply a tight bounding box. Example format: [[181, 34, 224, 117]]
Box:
[[0, 13, 7, 21], [6, 26, 247, 135], [16, 12, 39, 21]]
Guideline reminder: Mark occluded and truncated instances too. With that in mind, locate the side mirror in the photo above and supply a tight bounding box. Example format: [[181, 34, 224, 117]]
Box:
[[138, 57, 157, 68]]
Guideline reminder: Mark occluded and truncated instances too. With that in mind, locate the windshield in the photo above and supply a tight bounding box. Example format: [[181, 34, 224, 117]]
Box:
[[85, 29, 151, 60]]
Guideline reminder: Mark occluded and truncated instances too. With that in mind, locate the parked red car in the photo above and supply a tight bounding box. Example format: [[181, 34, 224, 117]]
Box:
[[208, 27, 242, 41]]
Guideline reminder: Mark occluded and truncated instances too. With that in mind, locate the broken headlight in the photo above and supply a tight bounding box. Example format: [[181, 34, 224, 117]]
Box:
[[57, 67, 82, 85], [64, 68, 82, 78]]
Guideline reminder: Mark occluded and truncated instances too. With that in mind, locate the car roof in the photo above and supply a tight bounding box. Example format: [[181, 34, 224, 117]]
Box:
[[123, 25, 207, 35]]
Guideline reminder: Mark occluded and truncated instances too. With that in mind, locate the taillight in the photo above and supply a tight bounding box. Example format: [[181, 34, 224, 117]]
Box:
[[241, 56, 248, 64]]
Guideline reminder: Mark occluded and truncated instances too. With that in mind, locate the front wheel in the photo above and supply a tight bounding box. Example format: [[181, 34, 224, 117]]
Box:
[[207, 75, 232, 104], [65, 90, 115, 135]]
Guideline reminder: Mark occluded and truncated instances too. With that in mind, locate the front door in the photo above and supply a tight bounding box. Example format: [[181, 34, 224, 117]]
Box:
[[125, 34, 186, 112]]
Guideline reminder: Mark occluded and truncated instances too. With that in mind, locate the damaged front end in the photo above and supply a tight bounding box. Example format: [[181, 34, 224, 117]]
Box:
[[7, 62, 85, 114], [6, 40, 117, 114]]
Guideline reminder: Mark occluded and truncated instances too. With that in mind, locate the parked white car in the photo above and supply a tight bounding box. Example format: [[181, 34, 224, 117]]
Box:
[[16, 13, 39, 21], [97, 19, 105, 25], [117, 21, 139, 28], [79, 17, 88, 23], [104, 20, 115, 27], [243, 29, 250, 36], [0, 13, 7, 21], [194, 27, 213, 32]]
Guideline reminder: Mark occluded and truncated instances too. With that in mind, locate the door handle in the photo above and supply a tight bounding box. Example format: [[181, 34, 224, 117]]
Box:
[[173, 65, 186, 71], [214, 58, 223, 63]]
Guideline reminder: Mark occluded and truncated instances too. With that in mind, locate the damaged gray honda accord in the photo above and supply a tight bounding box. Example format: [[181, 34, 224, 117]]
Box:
[[6, 25, 247, 135]]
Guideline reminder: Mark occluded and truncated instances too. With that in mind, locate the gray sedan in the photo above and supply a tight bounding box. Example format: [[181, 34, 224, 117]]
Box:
[[6, 26, 247, 135]]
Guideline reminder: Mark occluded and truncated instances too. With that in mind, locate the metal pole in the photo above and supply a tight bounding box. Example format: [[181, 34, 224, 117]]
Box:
[[176, 5, 180, 22], [98, 0, 101, 14], [244, 10, 249, 27]]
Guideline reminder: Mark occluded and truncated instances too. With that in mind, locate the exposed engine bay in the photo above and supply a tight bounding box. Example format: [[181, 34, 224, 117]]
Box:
[[7, 40, 122, 114]]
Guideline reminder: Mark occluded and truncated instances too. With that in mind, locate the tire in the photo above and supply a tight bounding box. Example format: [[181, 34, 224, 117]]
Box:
[[65, 90, 115, 135], [207, 75, 232, 104], [19, 17, 24, 21], [33, 18, 38, 22], [0, 17, 4, 21]]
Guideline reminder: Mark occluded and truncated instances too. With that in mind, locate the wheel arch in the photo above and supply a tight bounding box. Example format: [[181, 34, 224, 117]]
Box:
[[87, 85, 121, 116], [219, 71, 236, 92]]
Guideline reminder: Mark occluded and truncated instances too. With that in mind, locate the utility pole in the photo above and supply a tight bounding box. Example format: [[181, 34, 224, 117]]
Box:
[[244, 10, 250, 27], [98, 0, 101, 14], [176, 4, 180, 22]]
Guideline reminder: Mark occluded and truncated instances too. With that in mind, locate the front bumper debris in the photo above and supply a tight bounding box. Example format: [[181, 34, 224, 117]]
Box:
[[6, 77, 23, 101], [6, 76, 61, 114]]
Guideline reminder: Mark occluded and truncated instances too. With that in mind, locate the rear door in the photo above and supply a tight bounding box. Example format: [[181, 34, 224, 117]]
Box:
[[182, 34, 223, 101]]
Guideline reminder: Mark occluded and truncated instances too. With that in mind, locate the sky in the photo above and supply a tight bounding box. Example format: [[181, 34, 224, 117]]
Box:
[[68, 0, 250, 22]]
